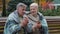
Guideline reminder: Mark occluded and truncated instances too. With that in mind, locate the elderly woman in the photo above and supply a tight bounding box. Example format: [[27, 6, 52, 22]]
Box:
[[26, 3, 48, 34]]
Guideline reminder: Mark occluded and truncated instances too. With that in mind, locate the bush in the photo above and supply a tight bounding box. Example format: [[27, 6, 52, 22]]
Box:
[[39, 6, 60, 16]]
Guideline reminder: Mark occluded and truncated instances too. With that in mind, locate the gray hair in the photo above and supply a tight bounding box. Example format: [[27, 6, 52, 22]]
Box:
[[16, 3, 27, 9]]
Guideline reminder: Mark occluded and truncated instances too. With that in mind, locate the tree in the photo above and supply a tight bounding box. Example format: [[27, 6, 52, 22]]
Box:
[[2, 0, 6, 17]]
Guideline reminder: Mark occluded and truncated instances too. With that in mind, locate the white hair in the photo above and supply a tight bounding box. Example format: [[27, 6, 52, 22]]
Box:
[[30, 3, 38, 7]]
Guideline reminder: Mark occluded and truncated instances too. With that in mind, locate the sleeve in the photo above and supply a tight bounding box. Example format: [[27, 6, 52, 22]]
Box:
[[40, 15, 48, 34], [6, 19, 22, 33], [26, 23, 33, 33]]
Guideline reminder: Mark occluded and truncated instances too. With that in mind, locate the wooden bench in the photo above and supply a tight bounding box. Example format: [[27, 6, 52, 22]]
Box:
[[0, 17, 6, 34], [46, 16, 60, 34], [0, 16, 60, 34]]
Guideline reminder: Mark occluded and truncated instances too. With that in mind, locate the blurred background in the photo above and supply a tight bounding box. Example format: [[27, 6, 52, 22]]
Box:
[[0, 0, 60, 34], [0, 0, 60, 17]]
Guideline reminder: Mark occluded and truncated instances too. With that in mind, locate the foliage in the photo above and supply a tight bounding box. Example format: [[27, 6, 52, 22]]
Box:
[[39, 6, 60, 16], [6, 0, 60, 16], [6, 0, 34, 16]]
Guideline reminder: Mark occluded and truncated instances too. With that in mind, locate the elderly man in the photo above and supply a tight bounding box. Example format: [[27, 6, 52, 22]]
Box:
[[26, 3, 48, 34], [4, 3, 28, 34]]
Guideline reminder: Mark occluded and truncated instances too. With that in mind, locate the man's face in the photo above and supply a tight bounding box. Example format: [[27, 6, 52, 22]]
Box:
[[17, 7, 26, 16], [30, 6, 38, 15]]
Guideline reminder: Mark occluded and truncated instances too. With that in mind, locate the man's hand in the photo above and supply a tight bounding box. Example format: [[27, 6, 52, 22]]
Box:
[[21, 17, 28, 27]]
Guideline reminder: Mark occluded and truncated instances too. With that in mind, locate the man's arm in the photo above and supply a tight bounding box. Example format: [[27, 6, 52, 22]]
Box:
[[6, 19, 22, 33]]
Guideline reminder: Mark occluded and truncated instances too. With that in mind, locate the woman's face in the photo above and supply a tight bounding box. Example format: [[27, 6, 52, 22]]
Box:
[[30, 6, 38, 15]]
